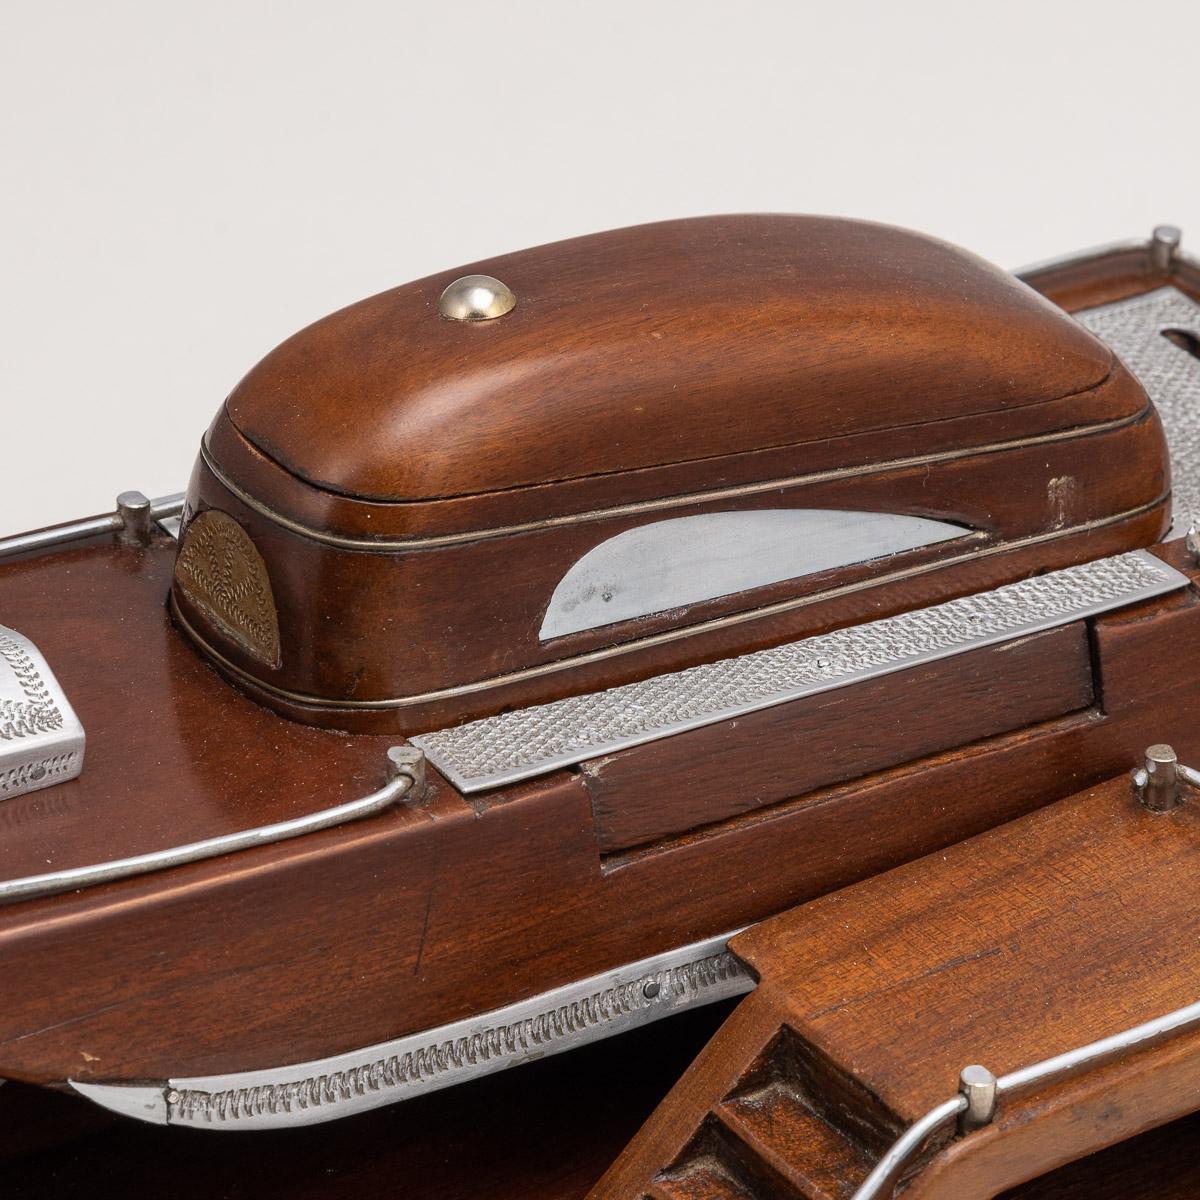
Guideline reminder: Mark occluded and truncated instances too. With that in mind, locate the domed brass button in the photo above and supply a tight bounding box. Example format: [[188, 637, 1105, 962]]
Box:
[[437, 274, 517, 321]]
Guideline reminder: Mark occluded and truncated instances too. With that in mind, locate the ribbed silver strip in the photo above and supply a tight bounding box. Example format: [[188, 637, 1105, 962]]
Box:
[[413, 550, 1186, 792], [71, 929, 752, 1130]]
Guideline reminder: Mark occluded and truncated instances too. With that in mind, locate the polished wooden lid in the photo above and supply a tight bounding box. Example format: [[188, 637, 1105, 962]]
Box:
[[223, 214, 1117, 504], [173, 215, 1169, 730]]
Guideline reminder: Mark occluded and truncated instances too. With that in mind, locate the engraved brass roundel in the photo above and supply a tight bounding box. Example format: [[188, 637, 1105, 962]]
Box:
[[174, 510, 281, 668]]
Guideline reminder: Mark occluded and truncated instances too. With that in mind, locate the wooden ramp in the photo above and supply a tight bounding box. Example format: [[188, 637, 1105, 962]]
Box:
[[593, 772, 1200, 1200]]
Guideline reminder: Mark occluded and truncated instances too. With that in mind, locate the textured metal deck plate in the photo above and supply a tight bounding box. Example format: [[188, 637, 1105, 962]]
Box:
[[1076, 286, 1200, 530], [413, 550, 1187, 793], [0, 624, 85, 800]]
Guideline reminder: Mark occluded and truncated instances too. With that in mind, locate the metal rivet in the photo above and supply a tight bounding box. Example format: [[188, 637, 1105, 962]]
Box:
[[165, 1089, 181, 1106], [958, 1064, 997, 1132], [642, 980, 661, 999], [437, 275, 516, 322], [1151, 225, 1183, 273]]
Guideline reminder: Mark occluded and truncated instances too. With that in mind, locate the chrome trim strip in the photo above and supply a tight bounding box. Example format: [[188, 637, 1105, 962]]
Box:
[[0, 747, 423, 906], [851, 993, 1200, 1200], [71, 929, 753, 1130], [413, 550, 1187, 792], [539, 509, 968, 641], [200, 404, 1147, 552], [171, 494, 1169, 714], [0, 493, 186, 561]]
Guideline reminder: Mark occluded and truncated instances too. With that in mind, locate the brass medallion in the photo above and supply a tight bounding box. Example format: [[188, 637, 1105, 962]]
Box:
[[174, 510, 281, 668]]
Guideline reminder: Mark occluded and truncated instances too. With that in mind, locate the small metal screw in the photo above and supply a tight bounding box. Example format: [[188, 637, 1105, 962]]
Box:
[[642, 980, 661, 999], [165, 1089, 181, 1106]]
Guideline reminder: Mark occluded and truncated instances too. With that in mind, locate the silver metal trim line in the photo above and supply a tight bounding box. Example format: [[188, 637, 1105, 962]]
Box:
[[1013, 223, 1195, 279], [0, 492, 185, 561], [198, 414, 1149, 554], [413, 550, 1188, 793], [538, 509, 968, 641], [70, 929, 753, 1130], [851, 992, 1200, 1200], [0, 747, 425, 906]]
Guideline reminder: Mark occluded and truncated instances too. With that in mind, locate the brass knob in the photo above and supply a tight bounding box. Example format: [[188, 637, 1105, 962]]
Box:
[[437, 274, 517, 321]]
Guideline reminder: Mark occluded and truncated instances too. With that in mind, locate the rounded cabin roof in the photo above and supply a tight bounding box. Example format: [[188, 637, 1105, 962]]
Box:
[[223, 214, 1115, 503]]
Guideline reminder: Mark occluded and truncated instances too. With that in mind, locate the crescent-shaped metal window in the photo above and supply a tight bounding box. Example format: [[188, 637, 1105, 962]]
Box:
[[539, 509, 969, 641]]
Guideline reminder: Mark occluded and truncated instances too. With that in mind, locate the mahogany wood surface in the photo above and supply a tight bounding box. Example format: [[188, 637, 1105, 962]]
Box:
[[583, 623, 1094, 852], [593, 775, 1200, 1199], [184, 411, 1168, 732], [222, 215, 1114, 505], [2, 233, 1199, 1200], [1019, 242, 1182, 311], [172, 214, 1169, 730], [2, 531, 1200, 1091]]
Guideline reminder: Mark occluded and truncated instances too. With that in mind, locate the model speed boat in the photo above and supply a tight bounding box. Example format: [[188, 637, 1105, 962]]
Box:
[[3, 215, 1200, 1197]]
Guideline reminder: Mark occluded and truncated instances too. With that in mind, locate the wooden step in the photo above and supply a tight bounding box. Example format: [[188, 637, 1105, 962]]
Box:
[[715, 1082, 875, 1200], [648, 1147, 759, 1200]]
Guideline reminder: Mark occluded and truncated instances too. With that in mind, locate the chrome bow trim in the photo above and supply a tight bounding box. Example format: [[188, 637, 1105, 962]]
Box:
[[71, 930, 753, 1130]]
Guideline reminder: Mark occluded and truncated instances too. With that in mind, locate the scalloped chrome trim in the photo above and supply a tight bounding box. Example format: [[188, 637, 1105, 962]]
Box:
[[71, 930, 752, 1130]]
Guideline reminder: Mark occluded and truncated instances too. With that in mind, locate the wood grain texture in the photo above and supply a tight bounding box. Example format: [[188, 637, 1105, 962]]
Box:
[[593, 773, 1200, 1199], [223, 215, 1114, 503], [583, 624, 1095, 852], [179, 451, 1168, 732], [1, 534, 1200, 1092], [170, 214, 1170, 730], [0, 234, 1198, 1199]]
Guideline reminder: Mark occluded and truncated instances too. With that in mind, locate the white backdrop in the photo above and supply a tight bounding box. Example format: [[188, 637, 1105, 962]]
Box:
[[3, 0, 1198, 532]]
